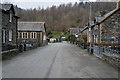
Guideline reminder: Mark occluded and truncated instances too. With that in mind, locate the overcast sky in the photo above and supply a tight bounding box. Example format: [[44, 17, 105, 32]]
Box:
[[2, 0, 116, 9], [1, 0, 82, 9]]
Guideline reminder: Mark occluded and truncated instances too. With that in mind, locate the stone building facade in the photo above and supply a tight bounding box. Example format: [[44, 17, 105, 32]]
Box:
[[93, 2, 120, 44], [1, 4, 19, 51], [17, 22, 47, 48], [101, 9, 120, 44]]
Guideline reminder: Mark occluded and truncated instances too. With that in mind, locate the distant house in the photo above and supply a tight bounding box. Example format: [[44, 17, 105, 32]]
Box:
[[69, 28, 82, 38], [78, 26, 87, 40], [69, 28, 81, 35], [1, 4, 19, 52], [77, 26, 88, 48], [69, 28, 81, 44], [93, 1, 120, 44], [17, 22, 47, 49]]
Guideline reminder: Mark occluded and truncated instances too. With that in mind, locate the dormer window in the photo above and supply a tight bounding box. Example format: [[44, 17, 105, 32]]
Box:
[[9, 13, 12, 22]]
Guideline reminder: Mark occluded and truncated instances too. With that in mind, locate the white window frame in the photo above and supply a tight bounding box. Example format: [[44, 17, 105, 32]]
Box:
[[9, 30, 12, 41], [22, 32, 28, 39], [2, 29, 5, 43], [9, 13, 12, 22], [31, 32, 36, 39]]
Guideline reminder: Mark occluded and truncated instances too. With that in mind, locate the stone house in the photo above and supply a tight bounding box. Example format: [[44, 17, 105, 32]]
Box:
[[81, 2, 120, 45], [80, 21, 95, 45], [92, 2, 120, 68], [17, 22, 47, 49], [69, 28, 81, 35], [69, 28, 82, 44], [1, 4, 19, 52], [93, 1, 120, 44]]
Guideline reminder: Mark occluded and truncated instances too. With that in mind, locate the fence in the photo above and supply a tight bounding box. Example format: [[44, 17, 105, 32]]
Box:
[[93, 45, 120, 70], [103, 47, 120, 70], [93, 45, 104, 59], [104, 47, 120, 58]]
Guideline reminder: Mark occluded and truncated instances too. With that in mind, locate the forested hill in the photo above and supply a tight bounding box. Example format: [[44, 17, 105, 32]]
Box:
[[14, 2, 116, 32]]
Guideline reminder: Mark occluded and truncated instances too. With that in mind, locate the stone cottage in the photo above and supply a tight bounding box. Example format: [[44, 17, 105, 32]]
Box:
[[94, 1, 120, 44], [69, 28, 81, 35], [17, 22, 47, 50], [1, 4, 19, 52], [69, 28, 82, 44]]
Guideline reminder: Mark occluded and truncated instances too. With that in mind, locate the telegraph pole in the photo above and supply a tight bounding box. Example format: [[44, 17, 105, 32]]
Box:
[[89, 2, 92, 53], [80, 0, 92, 53]]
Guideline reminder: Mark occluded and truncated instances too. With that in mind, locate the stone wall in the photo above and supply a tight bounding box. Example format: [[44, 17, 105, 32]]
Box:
[[2, 11, 17, 45], [0, 8, 2, 54], [93, 45, 120, 70], [17, 31, 43, 46], [101, 9, 120, 44]]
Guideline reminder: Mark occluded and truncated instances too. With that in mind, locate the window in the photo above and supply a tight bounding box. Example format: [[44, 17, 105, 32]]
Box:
[[9, 13, 12, 22], [31, 32, 34, 39], [22, 32, 28, 39], [34, 32, 37, 39], [2, 29, 5, 43], [9, 30, 12, 41], [20, 32, 22, 38], [30, 32, 37, 39], [17, 32, 20, 39], [34, 33, 36, 38], [40, 32, 42, 41]]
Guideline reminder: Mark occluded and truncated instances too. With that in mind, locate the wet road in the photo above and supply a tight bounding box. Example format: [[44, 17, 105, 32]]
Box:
[[2, 42, 118, 78]]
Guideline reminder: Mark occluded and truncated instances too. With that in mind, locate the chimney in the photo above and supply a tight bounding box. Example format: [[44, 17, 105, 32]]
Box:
[[117, 1, 120, 8]]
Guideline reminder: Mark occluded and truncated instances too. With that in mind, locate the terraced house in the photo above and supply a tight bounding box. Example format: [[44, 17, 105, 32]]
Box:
[[94, 1, 120, 44], [17, 22, 47, 50], [1, 4, 19, 53]]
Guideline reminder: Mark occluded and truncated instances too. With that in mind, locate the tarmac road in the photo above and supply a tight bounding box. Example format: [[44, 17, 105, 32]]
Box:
[[2, 41, 118, 78]]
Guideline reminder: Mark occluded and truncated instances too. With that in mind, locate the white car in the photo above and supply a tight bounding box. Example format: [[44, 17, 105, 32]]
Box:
[[50, 38, 56, 42]]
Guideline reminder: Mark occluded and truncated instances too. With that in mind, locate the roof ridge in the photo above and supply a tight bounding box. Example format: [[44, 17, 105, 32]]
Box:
[[18, 21, 45, 23]]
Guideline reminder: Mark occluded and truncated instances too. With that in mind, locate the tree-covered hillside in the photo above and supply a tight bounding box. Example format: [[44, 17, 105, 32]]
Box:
[[14, 2, 116, 32]]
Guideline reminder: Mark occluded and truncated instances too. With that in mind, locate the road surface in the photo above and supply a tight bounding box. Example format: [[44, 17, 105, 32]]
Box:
[[2, 42, 118, 78]]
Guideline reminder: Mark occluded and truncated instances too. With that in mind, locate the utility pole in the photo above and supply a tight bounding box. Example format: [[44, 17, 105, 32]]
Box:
[[80, 0, 92, 53], [89, 2, 92, 53]]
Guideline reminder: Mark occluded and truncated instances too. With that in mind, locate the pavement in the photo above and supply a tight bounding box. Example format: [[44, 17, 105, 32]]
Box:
[[2, 41, 118, 78]]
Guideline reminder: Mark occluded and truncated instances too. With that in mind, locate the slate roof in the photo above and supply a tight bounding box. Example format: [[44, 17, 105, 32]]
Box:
[[69, 28, 82, 34], [81, 26, 89, 33], [81, 7, 120, 33], [2, 4, 12, 11], [18, 22, 46, 32], [1, 4, 15, 13], [81, 21, 95, 33], [96, 8, 119, 23]]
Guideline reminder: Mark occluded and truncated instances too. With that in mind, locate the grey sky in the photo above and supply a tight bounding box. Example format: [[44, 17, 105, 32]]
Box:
[[12, 2, 70, 9], [2, 0, 81, 9], [2, 0, 117, 9]]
